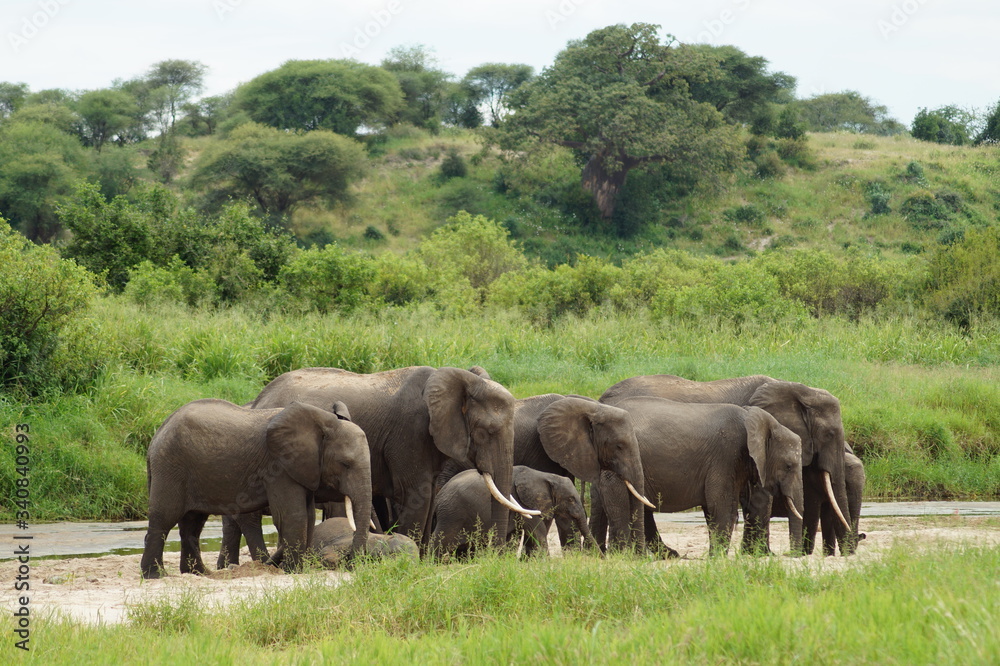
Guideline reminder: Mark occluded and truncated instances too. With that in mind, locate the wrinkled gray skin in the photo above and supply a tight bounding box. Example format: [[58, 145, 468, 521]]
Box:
[[141, 400, 372, 579], [216, 500, 383, 569], [251, 366, 516, 550], [431, 466, 600, 558], [309, 518, 418, 568], [796, 448, 865, 555], [596, 396, 804, 556], [437, 394, 648, 552], [601, 374, 851, 556]]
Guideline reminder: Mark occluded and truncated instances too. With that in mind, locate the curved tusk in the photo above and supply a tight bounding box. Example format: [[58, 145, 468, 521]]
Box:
[[369, 519, 378, 531], [626, 479, 656, 509], [344, 496, 357, 532], [823, 471, 851, 530], [483, 473, 542, 517], [786, 495, 804, 521]]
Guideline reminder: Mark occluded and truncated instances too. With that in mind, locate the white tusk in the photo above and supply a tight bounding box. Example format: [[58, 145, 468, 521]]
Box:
[[823, 471, 851, 530], [626, 479, 656, 509], [345, 496, 357, 532], [483, 473, 542, 517], [369, 519, 378, 531], [786, 495, 804, 521]]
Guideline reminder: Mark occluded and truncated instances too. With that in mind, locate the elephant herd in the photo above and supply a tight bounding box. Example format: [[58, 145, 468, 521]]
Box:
[[140, 366, 864, 579]]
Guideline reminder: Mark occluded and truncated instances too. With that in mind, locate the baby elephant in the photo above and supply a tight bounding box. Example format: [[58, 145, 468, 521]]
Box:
[[308, 518, 418, 568], [432, 466, 599, 558]]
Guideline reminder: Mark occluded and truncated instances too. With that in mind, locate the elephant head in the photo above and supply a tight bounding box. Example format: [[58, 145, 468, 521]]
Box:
[[536, 397, 652, 550], [747, 382, 851, 536], [744, 406, 805, 554], [512, 469, 601, 553], [424, 367, 523, 546], [265, 401, 373, 557]]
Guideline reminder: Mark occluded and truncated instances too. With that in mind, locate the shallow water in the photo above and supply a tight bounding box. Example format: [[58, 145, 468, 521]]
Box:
[[2, 502, 999, 560]]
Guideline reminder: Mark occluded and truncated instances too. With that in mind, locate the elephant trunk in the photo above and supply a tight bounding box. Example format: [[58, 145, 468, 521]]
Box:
[[343, 472, 372, 558], [600, 471, 645, 552], [482, 465, 513, 549], [784, 489, 805, 556]]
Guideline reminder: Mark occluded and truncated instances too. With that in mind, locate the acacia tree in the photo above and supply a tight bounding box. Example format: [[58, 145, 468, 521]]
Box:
[[462, 63, 534, 126], [236, 59, 402, 135], [497, 23, 742, 220], [75, 89, 135, 151], [191, 122, 366, 219]]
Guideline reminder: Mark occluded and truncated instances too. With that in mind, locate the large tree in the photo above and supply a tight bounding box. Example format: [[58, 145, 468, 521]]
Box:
[[911, 106, 974, 146], [236, 59, 403, 135], [191, 122, 366, 219], [462, 63, 534, 126], [497, 23, 742, 220], [74, 89, 135, 151], [146, 59, 207, 132], [380, 44, 453, 130]]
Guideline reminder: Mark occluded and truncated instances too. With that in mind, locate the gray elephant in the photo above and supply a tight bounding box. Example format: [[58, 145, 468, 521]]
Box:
[[596, 396, 804, 556], [437, 395, 653, 551], [309, 518, 418, 568], [141, 399, 372, 579], [431, 466, 600, 558], [250, 366, 533, 550], [601, 374, 852, 555]]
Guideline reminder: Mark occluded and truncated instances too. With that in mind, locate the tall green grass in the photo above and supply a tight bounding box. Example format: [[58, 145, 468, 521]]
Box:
[[5, 545, 998, 664]]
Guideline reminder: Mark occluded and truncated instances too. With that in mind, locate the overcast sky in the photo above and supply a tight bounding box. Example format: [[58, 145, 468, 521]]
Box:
[[3, 0, 997, 125]]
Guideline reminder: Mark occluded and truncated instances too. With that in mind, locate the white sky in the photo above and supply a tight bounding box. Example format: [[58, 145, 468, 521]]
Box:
[[2, 0, 997, 126]]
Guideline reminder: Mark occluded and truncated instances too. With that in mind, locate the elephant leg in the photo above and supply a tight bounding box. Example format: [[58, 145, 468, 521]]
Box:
[[800, 475, 824, 555], [267, 484, 314, 572], [820, 504, 838, 556], [600, 471, 644, 552], [588, 483, 609, 553], [141, 511, 176, 579], [643, 507, 679, 558], [217, 514, 243, 569], [238, 511, 270, 562], [395, 478, 435, 549], [740, 486, 774, 556], [522, 517, 550, 557], [178, 512, 208, 575], [703, 493, 738, 557]]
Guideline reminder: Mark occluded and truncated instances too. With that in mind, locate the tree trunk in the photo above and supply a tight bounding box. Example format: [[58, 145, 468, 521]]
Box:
[[581, 153, 629, 220]]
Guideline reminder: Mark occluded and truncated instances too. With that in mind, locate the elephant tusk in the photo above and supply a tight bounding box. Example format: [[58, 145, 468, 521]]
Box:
[[482, 473, 542, 517], [370, 519, 378, 531], [626, 479, 656, 510], [823, 471, 851, 531], [786, 495, 804, 521], [345, 496, 357, 533]]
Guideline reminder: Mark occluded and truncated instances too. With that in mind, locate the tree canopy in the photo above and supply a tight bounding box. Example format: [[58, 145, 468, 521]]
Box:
[[191, 122, 366, 219], [911, 106, 974, 146], [796, 91, 905, 135], [235, 59, 403, 135], [462, 63, 534, 126], [685, 45, 795, 128], [496, 23, 743, 220]]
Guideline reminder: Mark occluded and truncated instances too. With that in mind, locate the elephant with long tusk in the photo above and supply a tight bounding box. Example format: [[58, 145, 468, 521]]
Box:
[[601, 374, 855, 556]]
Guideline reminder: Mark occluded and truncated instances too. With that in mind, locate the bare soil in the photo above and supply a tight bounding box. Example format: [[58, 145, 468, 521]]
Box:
[[4, 515, 998, 625]]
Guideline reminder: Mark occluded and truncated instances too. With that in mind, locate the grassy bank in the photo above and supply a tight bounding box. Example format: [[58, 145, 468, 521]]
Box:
[[2, 296, 1000, 522], [5, 544, 999, 664]]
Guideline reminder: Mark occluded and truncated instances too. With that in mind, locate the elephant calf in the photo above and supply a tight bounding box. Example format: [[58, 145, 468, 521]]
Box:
[[309, 518, 418, 568], [431, 466, 600, 558]]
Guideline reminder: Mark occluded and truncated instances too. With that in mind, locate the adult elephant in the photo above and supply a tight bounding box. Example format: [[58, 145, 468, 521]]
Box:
[[596, 396, 804, 556], [436, 395, 653, 551], [251, 366, 530, 549], [431, 466, 601, 558], [601, 374, 852, 555], [141, 400, 371, 579]]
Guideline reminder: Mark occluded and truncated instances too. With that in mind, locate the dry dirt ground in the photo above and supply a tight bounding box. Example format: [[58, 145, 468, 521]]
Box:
[[4, 515, 999, 626]]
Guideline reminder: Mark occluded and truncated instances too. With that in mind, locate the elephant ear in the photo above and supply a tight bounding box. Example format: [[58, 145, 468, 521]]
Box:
[[747, 381, 815, 464], [424, 367, 474, 465], [537, 397, 601, 483], [266, 401, 325, 491], [331, 401, 352, 422], [743, 406, 770, 486]]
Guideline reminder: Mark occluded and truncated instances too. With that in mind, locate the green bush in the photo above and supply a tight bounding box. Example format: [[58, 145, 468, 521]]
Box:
[[864, 181, 892, 216], [0, 218, 98, 394], [900, 190, 950, 229], [438, 149, 468, 179], [279, 244, 374, 313], [926, 225, 1000, 326], [723, 204, 765, 227], [124, 257, 213, 308]]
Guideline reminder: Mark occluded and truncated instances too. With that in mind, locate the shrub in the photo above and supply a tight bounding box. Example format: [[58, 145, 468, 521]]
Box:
[[0, 218, 98, 393], [364, 225, 386, 241], [864, 181, 892, 216], [438, 149, 468, 179], [279, 244, 374, 313], [900, 190, 950, 229], [723, 204, 765, 227]]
